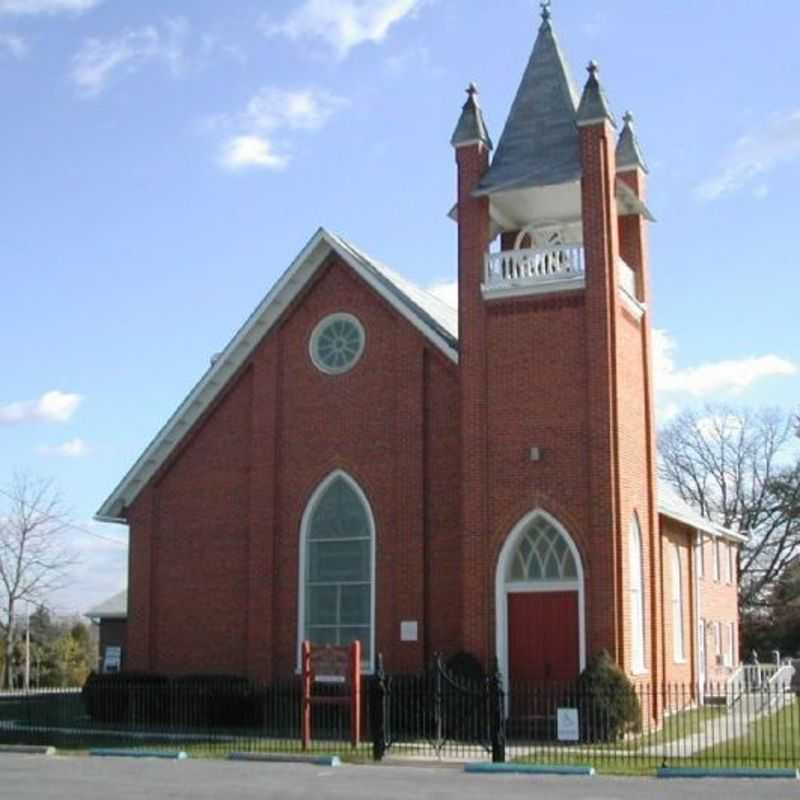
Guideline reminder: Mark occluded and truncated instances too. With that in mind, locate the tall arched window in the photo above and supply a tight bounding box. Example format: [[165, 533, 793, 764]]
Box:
[[299, 472, 375, 670], [629, 516, 646, 673], [672, 544, 686, 662]]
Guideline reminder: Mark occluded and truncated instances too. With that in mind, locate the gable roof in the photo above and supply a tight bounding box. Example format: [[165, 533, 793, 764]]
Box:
[[476, 14, 582, 195], [96, 228, 458, 524], [85, 589, 127, 620], [658, 480, 747, 543]]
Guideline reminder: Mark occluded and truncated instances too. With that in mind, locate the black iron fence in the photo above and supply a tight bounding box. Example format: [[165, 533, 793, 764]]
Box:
[[0, 659, 798, 774]]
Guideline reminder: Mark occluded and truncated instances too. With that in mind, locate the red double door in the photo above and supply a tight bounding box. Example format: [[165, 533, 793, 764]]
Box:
[[508, 591, 579, 684]]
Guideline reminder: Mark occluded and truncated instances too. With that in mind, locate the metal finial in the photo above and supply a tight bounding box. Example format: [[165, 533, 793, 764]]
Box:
[[587, 60, 599, 78], [540, 0, 551, 22], [623, 110, 634, 126], [466, 82, 478, 98]]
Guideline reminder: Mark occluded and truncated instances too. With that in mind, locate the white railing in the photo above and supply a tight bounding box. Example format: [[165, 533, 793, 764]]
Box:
[[484, 244, 585, 291], [619, 258, 638, 299]]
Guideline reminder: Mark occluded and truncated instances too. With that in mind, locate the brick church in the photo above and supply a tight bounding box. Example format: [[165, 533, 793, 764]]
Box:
[[97, 6, 742, 690]]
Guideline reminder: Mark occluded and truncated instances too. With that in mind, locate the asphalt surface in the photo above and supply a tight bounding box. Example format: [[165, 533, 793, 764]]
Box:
[[1, 755, 798, 800]]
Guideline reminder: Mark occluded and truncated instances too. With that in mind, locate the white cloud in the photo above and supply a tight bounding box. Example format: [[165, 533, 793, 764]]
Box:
[[71, 18, 189, 97], [38, 437, 90, 458], [215, 88, 346, 173], [0, 390, 82, 424], [695, 110, 800, 201], [0, 0, 99, 14], [653, 328, 797, 397], [220, 135, 289, 172], [426, 279, 458, 309], [0, 32, 26, 57], [264, 0, 423, 59]]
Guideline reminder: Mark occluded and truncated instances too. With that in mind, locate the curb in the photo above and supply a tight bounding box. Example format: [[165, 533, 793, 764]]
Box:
[[0, 745, 56, 756], [465, 763, 595, 776], [228, 753, 342, 767], [89, 749, 189, 760], [658, 767, 800, 780]]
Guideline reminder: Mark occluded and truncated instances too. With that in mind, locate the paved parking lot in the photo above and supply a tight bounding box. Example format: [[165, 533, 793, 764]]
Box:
[[1, 755, 798, 800]]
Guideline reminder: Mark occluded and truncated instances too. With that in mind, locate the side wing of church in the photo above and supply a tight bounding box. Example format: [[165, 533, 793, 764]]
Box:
[[97, 7, 743, 691]]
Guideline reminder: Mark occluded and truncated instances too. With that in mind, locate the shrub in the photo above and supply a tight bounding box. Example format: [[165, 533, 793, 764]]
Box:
[[82, 671, 171, 725], [576, 650, 641, 742]]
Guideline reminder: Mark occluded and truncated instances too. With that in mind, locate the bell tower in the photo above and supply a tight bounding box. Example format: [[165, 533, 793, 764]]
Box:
[[450, 4, 660, 683]]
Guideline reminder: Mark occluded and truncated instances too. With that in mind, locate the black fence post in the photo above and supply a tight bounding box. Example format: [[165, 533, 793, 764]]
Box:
[[433, 654, 443, 748], [489, 658, 506, 763], [371, 653, 388, 762]]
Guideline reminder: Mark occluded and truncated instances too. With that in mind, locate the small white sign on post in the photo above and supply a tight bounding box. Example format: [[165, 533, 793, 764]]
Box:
[[557, 707, 579, 742], [103, 646, 122, 674], [400, 621, 418, 642]]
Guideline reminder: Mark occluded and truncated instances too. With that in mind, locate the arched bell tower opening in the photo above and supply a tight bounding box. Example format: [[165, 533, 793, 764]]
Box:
[[495, 510, 586, 686]]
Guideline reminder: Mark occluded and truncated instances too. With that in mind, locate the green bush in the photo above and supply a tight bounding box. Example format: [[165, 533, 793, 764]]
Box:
[[576, 650, 641, 742]]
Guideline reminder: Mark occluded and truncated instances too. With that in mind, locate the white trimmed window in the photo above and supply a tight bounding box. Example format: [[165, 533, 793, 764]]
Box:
[[728, 543, 736, 585], [714, 537, 721, 582], [715, 621, 722, 664], [299, 473, 375, 670], [310, 313, 365, 375], [629, 516, 646, 673], [671, 544, 686, 663], [696, 534, 705, 579], [725, 621, 735, 667]]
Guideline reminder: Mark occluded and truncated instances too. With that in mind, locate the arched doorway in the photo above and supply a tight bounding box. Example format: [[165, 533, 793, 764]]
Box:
[[495, 510, 586, 686]]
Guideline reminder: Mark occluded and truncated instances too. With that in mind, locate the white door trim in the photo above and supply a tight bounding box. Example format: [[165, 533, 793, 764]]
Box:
[[495, 509, 587, 688]]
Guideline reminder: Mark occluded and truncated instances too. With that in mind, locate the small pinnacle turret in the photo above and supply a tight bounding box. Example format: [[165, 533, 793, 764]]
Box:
[[616, 111, 648, 173], [450, 82, 493, 150], [576, 60, 616, 128]]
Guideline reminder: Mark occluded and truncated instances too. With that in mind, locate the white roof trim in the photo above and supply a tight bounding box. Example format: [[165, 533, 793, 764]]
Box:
[[96, 228, 459, 524]]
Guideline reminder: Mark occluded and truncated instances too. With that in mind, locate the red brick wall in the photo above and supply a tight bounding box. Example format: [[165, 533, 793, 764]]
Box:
[[697, 534, 740, 682], [98, 619, 127, 672], [125, 255, 461, 680]]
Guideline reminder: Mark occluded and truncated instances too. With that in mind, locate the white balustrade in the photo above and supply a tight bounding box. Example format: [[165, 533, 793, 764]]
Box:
[[619, 258, 638, 299], [484, 244, 585, 290]]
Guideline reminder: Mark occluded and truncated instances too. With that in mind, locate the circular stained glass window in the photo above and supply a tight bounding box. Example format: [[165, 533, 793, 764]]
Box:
[[310, 314, 365, 374]]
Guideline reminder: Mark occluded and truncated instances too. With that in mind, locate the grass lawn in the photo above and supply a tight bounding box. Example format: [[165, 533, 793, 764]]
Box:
[[630, 705, 725, 749], [695, 698, 800, 767]]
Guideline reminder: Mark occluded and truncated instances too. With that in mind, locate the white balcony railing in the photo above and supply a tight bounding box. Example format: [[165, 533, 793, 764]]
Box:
[[484, 244, 643, 309], [619, 258, 638, 299], [484, 244, 585, 292]]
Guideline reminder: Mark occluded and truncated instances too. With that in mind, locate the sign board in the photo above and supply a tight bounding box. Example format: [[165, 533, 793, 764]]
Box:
[[103, 646, 122, 674], [309, 645, 349, 683], [400, 620, 418, 642], [556, 707, 579, 742]]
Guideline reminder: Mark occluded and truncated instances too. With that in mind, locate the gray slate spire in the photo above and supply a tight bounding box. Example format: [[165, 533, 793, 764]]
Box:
[[576, 61, 616, 127], [616, 111, 648, 173], [475, 8, 581, 195], [451, 83, 493, 150]]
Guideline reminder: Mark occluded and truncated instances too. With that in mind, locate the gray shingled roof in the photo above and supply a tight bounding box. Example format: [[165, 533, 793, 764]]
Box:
[[576, 62, 616, 127], [327, 232, 458, 347], [451, 83, 493, 150], [616, 111, 648, 173], [476, 15, 581, 195], [85, 589, 127, 620]]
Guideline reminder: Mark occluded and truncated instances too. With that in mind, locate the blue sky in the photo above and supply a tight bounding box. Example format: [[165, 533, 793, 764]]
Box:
[[2, 0, 798, 616]]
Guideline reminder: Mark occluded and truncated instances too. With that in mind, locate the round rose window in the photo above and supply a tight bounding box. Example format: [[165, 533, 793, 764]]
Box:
[[310, 313, 365, 374]]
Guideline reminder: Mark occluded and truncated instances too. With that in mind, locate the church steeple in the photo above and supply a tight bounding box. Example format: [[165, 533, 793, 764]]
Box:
[[475, 3, 580, 195], [576, 60, 616, 128], [450, 83, 493, 151], [616, 111, 648, 173]]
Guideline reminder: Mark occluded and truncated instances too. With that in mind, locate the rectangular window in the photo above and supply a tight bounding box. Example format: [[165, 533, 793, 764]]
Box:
[[672, 545, 686, 663], [728, 544, 736, 585], [715, 621, 722, 664], [726, 622, 735, 667], [696, 534, 705, 579], [714, 538, 721, 582]]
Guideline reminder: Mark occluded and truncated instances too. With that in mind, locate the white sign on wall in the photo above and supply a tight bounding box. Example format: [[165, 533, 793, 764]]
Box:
[[103, 646, 122, 674], [556, 707, 579, 742], [400, 621, 418, 642]]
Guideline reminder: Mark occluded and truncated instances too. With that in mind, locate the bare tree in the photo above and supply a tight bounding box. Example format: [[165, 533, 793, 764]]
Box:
[[659, 405, 799, 611], [0, 473, 75, 689]]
